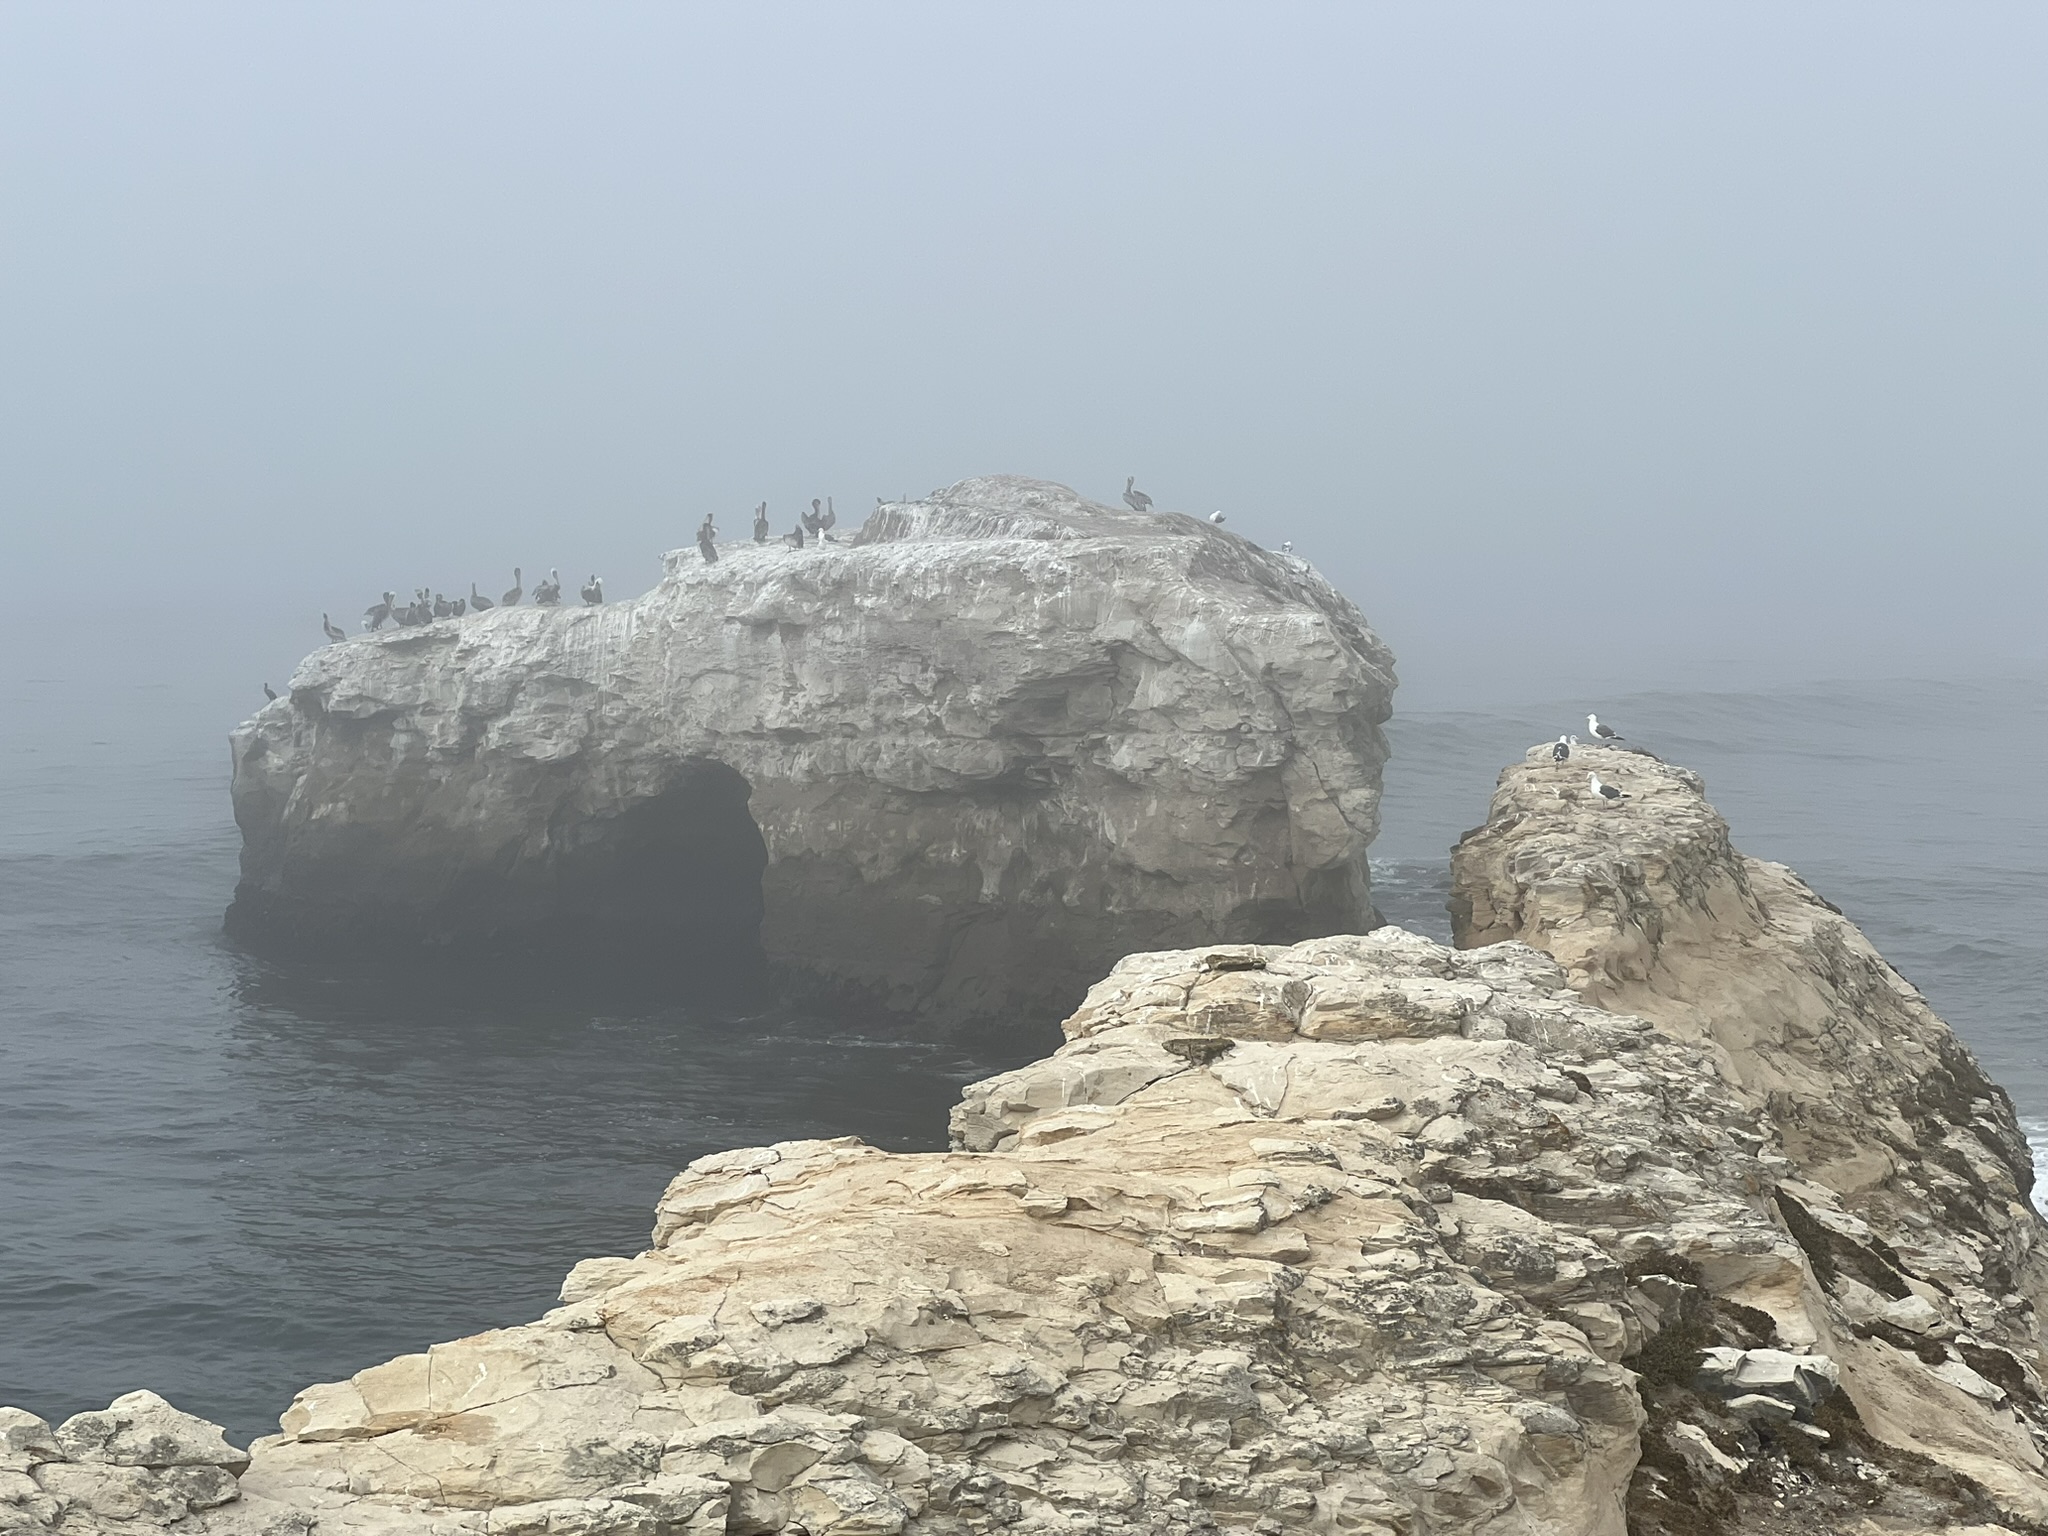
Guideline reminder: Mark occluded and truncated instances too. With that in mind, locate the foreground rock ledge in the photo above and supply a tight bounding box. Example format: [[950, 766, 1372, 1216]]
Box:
[[18, 753, 2048, 1536], [226, 477, 1395, 1025]]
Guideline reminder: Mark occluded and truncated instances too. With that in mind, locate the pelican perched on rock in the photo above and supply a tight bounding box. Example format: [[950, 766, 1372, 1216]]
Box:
[[580, 575, 603, 605], [468, 583, 494, 612], [502, 569, 523, 607], [322, 613, 347, 644], [753, 503, 770, 544], [1122, 476, 1152, 513], [534, 570, 561, 606], [432, 593, 453, 620], [363, 592, 396, 631]]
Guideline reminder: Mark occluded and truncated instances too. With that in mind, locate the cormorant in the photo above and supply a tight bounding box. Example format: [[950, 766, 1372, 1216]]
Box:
[[697, 515, 719, 564], [581, 575, 603, 605], [432, 593, 453, 619], [502, 569, 523, 607], [322, 613, 347, 643], [784, 523, 805, 549], [1122, 476, 1152, 512], [752, 502, 770, 544], [262, 683, 278, 701], [803, 499, 825, 540], [468, 583, 494, 611], [450, 596, 467, 617], [822, 496, 837, 532]]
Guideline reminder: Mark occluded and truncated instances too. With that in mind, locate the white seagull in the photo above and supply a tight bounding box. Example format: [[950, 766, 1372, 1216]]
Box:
[[1209, 510, 1226, 524], [1587, 713, 1624, 743], [1588, 772, 1627, 803], [1551, 735, 1570, 763], [1281, 540, 1293, 553]]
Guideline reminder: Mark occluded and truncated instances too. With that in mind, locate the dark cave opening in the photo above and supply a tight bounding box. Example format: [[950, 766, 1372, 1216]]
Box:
[[554, 759, 769, 985]]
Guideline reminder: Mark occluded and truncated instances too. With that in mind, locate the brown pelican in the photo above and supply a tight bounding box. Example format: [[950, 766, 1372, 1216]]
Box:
[[697, 515, 719, 563], [321, 613, 347, 643], [363, 592, 396, 631], [432, 593, 453, 619], [1123, 476, 1153, 512], [468, 583, 494, 611], [535, 570, 561, 606], [502, 568, 523, 606], [752, 502, 770, 544], [580, 575, 603, 605]]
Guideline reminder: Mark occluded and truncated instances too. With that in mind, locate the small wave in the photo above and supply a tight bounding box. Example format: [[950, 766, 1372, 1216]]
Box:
[[2023, 1122, 2048, 1219]]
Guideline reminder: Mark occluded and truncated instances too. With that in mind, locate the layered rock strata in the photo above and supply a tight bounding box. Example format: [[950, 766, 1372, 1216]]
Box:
[[226, 477, 1395, 1024], [15, 748, 2046, 1535], [1454, 743, 2048, 1532]]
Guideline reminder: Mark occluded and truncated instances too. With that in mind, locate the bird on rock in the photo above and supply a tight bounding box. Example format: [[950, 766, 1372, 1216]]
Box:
[[535, 570, 562, 606], [451, 595, 467, 617], [468, 583, 494, 612], [697, 515, 719, 564], [783, 523, 806, 549], [580, 575, 603, 605], [1209, 511, 1226, 525], [432, 593, 453, 619], [262, 683, 278, 701], [753, 503, 770, 544], [1122, 476, 1153, 513], [363, 592, 396, 631], [322, 613, 347, 644], [1551, 735, 1570, 763], [502, 568, 523, 607], [1589, 772, 1627, 803], [1587, 713, 1624, 743]]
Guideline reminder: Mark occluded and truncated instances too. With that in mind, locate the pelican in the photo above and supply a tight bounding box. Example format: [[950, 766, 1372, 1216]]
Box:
[[535, 570, 561, 606], [581, 575, 603, 605], [321, 613, 347, 644], [450, 595, 467, 617], [432, 593, 453, 619], [753, 503, 770, 544], [363, 592, 396, 631], [468, 583, 494, 612], [502, 569, 523, 607], [1122, 476, 1153, 512]]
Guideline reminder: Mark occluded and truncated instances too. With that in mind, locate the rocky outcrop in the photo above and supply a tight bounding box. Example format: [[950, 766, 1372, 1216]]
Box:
[[1453, 743, 2048, 1532], [0, 1395, 249, 1532], [226, 477, 1395, 1024], [21, 745, 2047, 1535]]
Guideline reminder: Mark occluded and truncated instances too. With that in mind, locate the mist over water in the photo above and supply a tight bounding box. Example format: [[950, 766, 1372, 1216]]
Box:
[[2, 648, 2040, 1444]]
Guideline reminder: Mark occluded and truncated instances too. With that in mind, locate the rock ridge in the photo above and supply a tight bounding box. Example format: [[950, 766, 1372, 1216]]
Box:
[[16, 745, 2048, 1535]]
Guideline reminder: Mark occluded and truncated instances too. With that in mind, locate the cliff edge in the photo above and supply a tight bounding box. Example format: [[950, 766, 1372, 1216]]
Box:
[[225, 476, 1396, 1024], [17, 747, 2047, 1535]]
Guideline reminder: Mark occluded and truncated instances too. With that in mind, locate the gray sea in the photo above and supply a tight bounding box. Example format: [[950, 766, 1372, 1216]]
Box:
[[1, 663, 2042, 1444]]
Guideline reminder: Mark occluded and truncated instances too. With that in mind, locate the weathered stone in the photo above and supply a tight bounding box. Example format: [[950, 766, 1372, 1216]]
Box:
[[225, 477, 1395, 1025], [53, 1391, 249, 1472]]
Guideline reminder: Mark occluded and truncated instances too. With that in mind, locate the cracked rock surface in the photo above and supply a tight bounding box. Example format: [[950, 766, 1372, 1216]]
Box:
[[17, 747, 2048, 1536], [225, 477, 1394, 1025]]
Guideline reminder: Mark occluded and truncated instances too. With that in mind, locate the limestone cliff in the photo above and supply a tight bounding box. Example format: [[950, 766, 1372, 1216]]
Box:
[[225, 477, 1395, 1023]]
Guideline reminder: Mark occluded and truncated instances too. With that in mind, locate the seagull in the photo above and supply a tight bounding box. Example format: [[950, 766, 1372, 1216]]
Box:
[[1551, 735, 1570, 763], [1587, 713, 1624, 743], [1209, 511, 1226, 525], [363, 592, 395, 631], [1589, 772, 1627, 803], [1281, 541, 1293, 553], [1123, 476, 1153, 513], [322, 613, 347, 644], [502, 569, 523, 607], [262, 683, 278, 701], [581, 575, 603, 605], [468, 583, 494, 612]]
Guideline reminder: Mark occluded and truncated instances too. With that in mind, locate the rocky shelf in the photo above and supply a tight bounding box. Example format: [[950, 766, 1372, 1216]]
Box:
[[17, 744, 2048, 1535], [224, 477, 1396, 1027]]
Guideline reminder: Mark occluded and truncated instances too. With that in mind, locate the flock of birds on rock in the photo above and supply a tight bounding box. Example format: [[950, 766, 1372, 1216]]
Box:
[[263, 479, 1291, 699], [1543, 714, 1637, 805], [352, 569, 600, 633]]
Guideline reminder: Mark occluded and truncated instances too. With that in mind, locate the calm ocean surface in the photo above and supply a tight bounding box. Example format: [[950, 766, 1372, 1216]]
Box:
[[1, 665, 2042, 1443]]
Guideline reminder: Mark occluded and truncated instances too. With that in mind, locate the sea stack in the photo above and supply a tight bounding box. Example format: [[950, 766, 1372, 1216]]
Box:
[[225, 477, 1396, 1024]]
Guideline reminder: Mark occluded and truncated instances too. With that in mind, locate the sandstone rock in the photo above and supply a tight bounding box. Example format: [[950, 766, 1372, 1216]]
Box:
[[225, 477, 1395, 1024], [1453, 744, 2048, 1532]]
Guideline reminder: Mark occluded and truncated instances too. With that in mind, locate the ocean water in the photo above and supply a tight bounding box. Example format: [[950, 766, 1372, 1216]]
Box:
[[1, 665, 2042, 1445]]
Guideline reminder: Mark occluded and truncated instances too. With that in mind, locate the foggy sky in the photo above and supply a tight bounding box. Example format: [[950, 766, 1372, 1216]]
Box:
[[3, 2, 2043, 708]]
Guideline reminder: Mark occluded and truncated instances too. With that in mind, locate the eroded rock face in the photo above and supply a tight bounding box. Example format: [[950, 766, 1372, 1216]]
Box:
[[1453, 743, 2048, 1533], [226, 477, 1395, 1023]]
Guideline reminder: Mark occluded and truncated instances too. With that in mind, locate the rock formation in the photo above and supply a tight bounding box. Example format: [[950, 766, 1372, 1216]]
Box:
[[17, 746, 2047, 1535], [1454, 742, 2048, 1532], [226, 477, 1395, 1024]]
